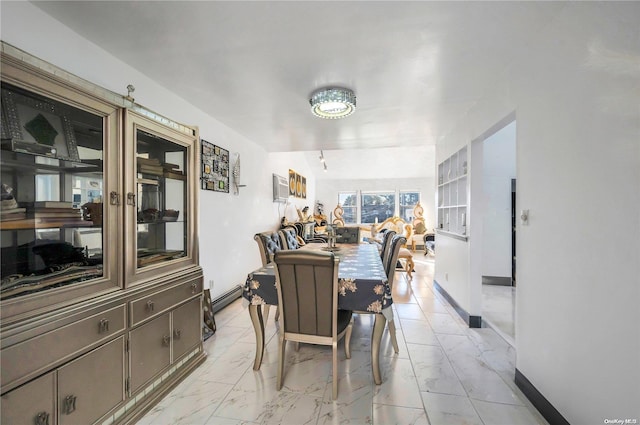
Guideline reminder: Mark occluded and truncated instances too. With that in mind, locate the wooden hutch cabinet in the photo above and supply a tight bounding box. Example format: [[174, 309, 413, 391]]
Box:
[[0, 44, 204, 425]]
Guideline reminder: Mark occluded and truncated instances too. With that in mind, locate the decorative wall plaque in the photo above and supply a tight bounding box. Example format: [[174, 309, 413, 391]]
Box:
[[201, 139, 229, 192]]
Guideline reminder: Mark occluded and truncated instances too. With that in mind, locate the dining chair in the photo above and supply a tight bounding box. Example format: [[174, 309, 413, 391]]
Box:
[[273, 250, 354, 400], [379, 230, 397, 262], [381, 234, 406, 354], [254, 232, 282, 266], [253, 231, 282, 322], [278, 227, 301, 250]]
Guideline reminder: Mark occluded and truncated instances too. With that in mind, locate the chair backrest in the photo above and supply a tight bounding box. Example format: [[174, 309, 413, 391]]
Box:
[[380, 230, 397, 261], [273, 250, 339, 338], [278, 227, 300, 250], [335, 226, 360, 244], [384, 235, 406, 288], [254, 232, 282, 266]]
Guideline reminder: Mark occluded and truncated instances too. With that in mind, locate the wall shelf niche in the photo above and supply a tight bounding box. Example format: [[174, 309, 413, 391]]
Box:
[[437, 146, 468, 241]]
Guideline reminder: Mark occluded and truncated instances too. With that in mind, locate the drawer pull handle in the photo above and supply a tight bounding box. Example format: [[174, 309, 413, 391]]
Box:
[[98, 318, 109, 333], [191, 282, 197, 294], [35, 412, 50, 425], [162, 335, 171, 347], [146, 301, 155, 312], [174, 329, 182, 339], [63, 395, 77, 414]]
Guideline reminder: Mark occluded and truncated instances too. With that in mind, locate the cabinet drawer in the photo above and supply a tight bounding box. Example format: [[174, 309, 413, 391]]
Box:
[[1, 304, 126, 389], [1, 371, 56, 425], [130, 279, 202, 326]]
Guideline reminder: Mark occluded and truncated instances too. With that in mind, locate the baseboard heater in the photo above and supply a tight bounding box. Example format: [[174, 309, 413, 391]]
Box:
[[211, 284, 243, 313]]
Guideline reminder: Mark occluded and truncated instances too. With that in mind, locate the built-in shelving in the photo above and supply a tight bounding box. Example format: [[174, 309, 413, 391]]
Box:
[[437, 146, 468, 240]]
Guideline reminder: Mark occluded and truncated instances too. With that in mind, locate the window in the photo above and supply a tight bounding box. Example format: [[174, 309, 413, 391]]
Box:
[[337, 192, 357, 224], [399, 191, 420, 222], [361, 192, 395, 223]]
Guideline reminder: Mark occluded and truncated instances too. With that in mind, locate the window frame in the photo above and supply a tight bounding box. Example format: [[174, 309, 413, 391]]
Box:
[[360, 190, 396, 224], [399, 190, 421, 222]]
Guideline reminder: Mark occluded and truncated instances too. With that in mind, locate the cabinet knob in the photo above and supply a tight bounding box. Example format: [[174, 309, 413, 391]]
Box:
[[35, 412, 50, 425], [173, 329, 182, 339], [146, 300, 155, 312], [63, 395, 77, 414], [162, 335, 171, 347], [98, 318, 110, 333], [110, 191, 120, 206], [190, 282, 197, 294], [126, 192, 136, 206]]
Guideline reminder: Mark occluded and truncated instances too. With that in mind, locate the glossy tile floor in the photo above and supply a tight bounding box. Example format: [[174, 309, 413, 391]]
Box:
[[482, 284, 516, 345], [138, 255, 547, 425]]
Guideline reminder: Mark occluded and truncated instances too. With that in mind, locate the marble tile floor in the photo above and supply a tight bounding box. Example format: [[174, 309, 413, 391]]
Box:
[[137, 256, 546, 425], [481, 284, 516, 345]]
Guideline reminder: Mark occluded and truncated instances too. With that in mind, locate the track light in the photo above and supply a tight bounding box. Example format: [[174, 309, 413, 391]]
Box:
[[319, 150, 328, 171]]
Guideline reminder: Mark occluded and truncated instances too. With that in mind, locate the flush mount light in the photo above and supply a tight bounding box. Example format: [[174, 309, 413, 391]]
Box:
[[309, 87, 356, 119]]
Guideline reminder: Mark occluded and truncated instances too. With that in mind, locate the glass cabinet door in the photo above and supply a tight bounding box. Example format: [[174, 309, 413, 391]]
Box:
[[0, 82, 119, 315], [136, 129, 187, 267], [124, 111, 198, 285]]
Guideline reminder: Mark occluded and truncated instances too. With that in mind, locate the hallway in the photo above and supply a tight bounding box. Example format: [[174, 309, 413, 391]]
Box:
[[137, 256, 546, 425]]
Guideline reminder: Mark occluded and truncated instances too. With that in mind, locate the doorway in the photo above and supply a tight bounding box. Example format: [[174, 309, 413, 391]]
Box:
[[475, 119, 517, 345]]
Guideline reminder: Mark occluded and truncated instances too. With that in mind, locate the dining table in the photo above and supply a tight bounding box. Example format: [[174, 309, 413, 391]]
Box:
[[242, 243, 394, 384]]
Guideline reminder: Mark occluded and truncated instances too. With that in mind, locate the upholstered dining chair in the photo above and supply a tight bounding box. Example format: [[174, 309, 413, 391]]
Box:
[[380, 234, 406, 354], [254, 232, 282, 266], [278, 227, 301, 250], [273, 250, 354, 400], [379, 230, 397, 262], [253, 231, 283, 322]]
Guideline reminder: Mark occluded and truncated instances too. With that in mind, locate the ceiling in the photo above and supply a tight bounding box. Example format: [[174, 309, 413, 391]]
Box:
[[31, 1, 564, 179]]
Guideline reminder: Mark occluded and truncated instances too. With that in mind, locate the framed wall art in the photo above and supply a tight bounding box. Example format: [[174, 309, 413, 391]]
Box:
[[288, 169, 306, 199], [288, 169, 296, 197], [201, 139, 229, 192]]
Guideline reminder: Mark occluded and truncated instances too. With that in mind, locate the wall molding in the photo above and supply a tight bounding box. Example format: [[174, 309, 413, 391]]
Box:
[[433, 280, 481, 328], [515, 369, 570, 425]]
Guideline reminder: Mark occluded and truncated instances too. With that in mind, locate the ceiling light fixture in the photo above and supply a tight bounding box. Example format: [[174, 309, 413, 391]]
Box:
[[309, 87, 356, 119]]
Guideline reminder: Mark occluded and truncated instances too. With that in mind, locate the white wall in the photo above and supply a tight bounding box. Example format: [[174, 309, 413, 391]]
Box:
[[316, 177, 436, 230], [481, 121, 516, 278], [436, 3, 640, 423], [0, 2, 318, 300]]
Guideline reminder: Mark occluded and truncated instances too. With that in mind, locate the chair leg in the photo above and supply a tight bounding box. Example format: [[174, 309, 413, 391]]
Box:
[[263, 305, 271, 323], [344, 319, 353, 359], [277, 335, 286, 391], [332, 341, 338, 400], [388, 319, 400, 354], [405, 256, 414, 279]]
